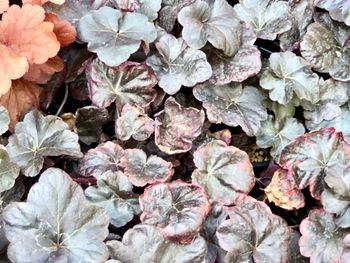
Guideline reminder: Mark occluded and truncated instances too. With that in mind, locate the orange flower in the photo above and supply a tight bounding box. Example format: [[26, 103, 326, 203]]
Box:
[[0, 4, 60, 93], [0, 0, 8, 14]]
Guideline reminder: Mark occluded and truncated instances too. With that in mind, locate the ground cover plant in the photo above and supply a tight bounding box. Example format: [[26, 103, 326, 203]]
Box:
[[1, 0, 350, 262]]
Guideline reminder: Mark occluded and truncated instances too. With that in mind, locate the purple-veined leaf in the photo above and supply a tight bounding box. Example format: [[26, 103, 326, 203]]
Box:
[[216, 195, 291, 263], [139, 180, 210, 243], [259, 51, 319, 104], [278, 0, 314, 51], [300, 13, 350, 81], [120, 148, 173, 187], [146, 33, 212, 95], [107, 224, 207, 263], [315, 0, 350, 26], [6, 110, 82, 177], [158, 0, 195, 32], [2, 168, 110, 263], [256, 115, 305, 162], [233, 0, 291, 40], [0, 146, 20, 193], [75, 106, 111, 145], [192, 140, 255, 205], [264, 169, 305, 210], [79, 141, 124, 178], [0, 106, 9, 135], [115, 0, 161, 21], [299, 209, 350, 262], [86, 59, 157, 110], [193, 82, 267, 136], [77, 6, 156, 67], [85, 170, 140, 227], [178, 0, 241, 56], [154, 97, 205, 154], [279, 128, 350, 199], [301, 78, 349, 125], [115, 104, 154, 141], [207, 22, 261, 85]]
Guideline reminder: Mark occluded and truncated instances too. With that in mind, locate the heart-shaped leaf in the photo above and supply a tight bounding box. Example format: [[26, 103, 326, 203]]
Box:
[[2, 168, 110, 263], [192, 140, 255, 205], [6, 110, 82, 177], [139, 180, 210, 243], [120, 148, 173, 187]]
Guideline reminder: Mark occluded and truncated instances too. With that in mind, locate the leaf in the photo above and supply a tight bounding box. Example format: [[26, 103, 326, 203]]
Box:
[[207, 22, 261, 85], [115, 104, 154, 141], [139, 180, 210, 243], [315, 0, 350, 26], [321, 166, 350, 227], [115, 0, 161, 21], [301, 78, 349, 125], [300, 13, 350, 81], [154, 97, 205, 154], [192, 140, 255, 205], [0, 146, 20, 193], [264, 169, 305, 210], [0, 0, 8, 13], [299, 208, 350, 262], [259, 51, 319, 104], [0, 106, 9, 135], [2, 168, 110, 263], [79, 141, 124, 178], [0, 79, 42, 132], [6, 110, 83, 177], [289, 230, 308, 263], [255, 115, 305, 162], [193, 82, 267, 136], [86, 59, 157, 110], [146, 33, 212, 95], [233, 0, 291, 40], [120, 148, 173, 187], [216, 195, 290, 263], [158, 0, 195, 32], [23, 0, 65, 5], [45, 12, 77, 47], [75, 106, 111, 145], [178, 0, 240, 56], [0, 4, 60, 65], [278, 0, 314, 51], [85, 170, 140, 227], [77, 6, 157, 67], [279, 128, 350, 199], [107, 224, 207, 263]]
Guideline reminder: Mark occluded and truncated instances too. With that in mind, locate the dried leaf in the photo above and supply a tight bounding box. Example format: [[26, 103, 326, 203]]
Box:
[[140, 180, 210, 243], [0, 146, 20, 193], [115, 104, 154, 141], [85, 170, 140, 227], [2, 168, 110, 263], [0, 106, 9, 135], [86, 59, 157, 110], [192, 140, 255, 205], [6, 110, 82, 177], [234, 0, 291, 40], [193, 82, 267, 136], [155, 97, 205, 154], [178, 0, 240, 56], [120, 148, 173, 187]]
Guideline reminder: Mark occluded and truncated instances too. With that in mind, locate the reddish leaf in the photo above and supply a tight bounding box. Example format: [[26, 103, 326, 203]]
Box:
[[45, 12, 76, 47]]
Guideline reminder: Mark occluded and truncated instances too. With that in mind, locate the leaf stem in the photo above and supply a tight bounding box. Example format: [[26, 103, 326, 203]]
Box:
[[56, 83, 69, 116]]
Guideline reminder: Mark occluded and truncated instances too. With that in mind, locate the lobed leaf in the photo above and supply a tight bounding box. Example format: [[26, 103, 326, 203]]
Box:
[[116, 0, 161, 21], [2, 168, 110, 263], [315, 0, 350, 26], [120, 148, 173, 187], [0, 146, 20, 193], [6, 110, 82, 177], [139, 180, 210, 243], [0, 106, 9, 135], [192, 140, 255, 205], [0, 0, 8, 13]]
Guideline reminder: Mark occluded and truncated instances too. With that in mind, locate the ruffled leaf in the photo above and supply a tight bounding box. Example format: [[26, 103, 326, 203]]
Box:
[[45, 12, 77, 47], [77, 6, 156, 67], [85, 171, 140, 227], [193, 82, 267, 136], [86, 59, 157, 110], [146, 33, 212, 95], [2, 168, 110, 263], [192, 140, 255, 205], [154, 97, 205, 154], [139, 180, 210, 243], [0, 0, 8, 13], [178, 0, 240, 56]]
